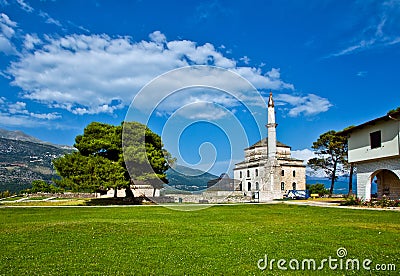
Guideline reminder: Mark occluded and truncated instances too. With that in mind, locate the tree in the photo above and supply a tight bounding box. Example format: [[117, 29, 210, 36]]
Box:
[[122, 121, 174, 196], [308, 130, 347, 195], [53, 121, 171, 197]]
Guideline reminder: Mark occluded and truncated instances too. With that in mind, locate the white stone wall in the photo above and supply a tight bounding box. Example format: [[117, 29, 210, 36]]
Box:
[[356, 157, 400, 200], [234, 165, 266, 193]]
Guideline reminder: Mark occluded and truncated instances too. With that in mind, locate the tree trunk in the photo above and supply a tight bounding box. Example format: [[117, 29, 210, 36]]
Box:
[[153, 188, 156, 197], [329, 160, 337, 196], [348, 163, 354, 197], [114, 187, 117, 198]]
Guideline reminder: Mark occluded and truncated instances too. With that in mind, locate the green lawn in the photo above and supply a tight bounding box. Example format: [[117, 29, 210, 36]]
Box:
[[0, 204, 399, 275]]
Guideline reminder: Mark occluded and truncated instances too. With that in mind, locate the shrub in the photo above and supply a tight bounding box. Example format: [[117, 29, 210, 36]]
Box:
[[306, 183, 329, 196], [341, 196, 362, 206]]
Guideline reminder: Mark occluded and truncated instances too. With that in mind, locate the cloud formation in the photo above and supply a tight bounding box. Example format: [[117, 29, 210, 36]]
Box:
[[0, 13, 17, 54], [7, 31, 300, 116], [275, 93, 332, 117], [329, 0, 400, 57]]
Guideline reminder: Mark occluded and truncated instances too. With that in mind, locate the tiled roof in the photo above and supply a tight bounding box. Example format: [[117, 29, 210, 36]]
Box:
[[245, 137, 291, 150]]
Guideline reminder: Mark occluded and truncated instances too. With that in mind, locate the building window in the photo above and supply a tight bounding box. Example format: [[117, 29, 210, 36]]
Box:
[[370, 131, 382, 149], [255, 169, 258, 177], [281, 182, 285, 191], [281, 170, 285, 176], [240, 171, 242, 178], [292, 182, 296, 190], [247, 170, 250, 177], [255, 182, 259, 191], [293, 170, 296, 177], [248, 182, 251, 191]]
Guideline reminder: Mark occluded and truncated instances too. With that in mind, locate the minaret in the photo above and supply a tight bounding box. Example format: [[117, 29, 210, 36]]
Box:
[[267, 92, 277, 159]]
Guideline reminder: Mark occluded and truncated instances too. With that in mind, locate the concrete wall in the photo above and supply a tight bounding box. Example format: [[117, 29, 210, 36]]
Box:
[[348, 120, 400, 163]]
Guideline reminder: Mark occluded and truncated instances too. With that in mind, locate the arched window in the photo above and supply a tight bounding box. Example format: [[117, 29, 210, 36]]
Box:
[[255, 169, 258, 177], [240, 171, 242, 178], [247, 170, 250, 177], [281, 170, 285, 176], [255, 182, 259, 191], [281, 182, 285, 191], [292, 182, 296, 190], [248, 182, 251, 191], [293, 170, 296, 177]]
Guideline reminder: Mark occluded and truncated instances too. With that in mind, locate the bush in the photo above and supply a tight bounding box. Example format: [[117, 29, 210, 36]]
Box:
[[342, 195, 400, 207], [29, 180, 63, 194], [0, 190, 13, 199], [341, 196, 362, 206], [306, 183, 329, 196]]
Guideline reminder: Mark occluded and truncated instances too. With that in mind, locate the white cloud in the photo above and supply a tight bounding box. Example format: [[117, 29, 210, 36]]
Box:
[[23, 33, 41, 50], [240, 55, 250, 64], [149, 30, 166, 44], [38, 10, 62, 27], [0, 36, 15, 54], [356, 71, 368, 77], [0, 13, 17, 54], [275, 93, 332, 117], [16, 0, 34, 13], [327, 1, 400, 57], [0, 98, 61, 122], [8, 31, 299, 117], [0, 13, 16, 38], [291, 148, 316, 164]]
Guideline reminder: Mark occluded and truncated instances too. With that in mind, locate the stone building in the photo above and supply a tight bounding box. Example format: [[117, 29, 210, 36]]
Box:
[[233, 93, 306, 201], [340, 110, 400, 200]]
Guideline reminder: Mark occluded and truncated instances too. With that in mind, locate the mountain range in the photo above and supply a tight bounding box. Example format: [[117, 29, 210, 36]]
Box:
[[0, 128, 74, 193]]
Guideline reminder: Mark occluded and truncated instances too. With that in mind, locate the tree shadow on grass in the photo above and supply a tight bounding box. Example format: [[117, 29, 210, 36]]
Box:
[[83, 196, 148, 206]]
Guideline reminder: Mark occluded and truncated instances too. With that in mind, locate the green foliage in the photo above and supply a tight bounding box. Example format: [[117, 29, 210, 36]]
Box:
[[122, 121, 172, 187], [0, 190, 12, 199], [1, 205, 399, 275], [387, 106, 400, 115], [31, 180, 62, 193], [308, 130, 348, 194], [53, 121, 171, 194], [53, 152, 128, 192], [341, 196, 400, 208], [306, 183, 329, 196], [341, 196, 362, 206]]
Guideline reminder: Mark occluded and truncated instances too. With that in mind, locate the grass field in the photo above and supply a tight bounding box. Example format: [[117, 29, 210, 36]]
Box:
[[0, 204, 399, 275]]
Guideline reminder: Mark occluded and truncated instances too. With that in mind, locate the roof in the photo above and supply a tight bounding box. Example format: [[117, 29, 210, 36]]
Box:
[[338, 110, 400, 136], [245, 138, 291, 150]]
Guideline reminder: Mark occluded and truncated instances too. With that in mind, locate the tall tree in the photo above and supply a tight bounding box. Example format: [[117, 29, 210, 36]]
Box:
[[339, 125, 356, 196], [53, 121, 171, 197], [122, 121, 174, 196], [308, 130, 347, 195]]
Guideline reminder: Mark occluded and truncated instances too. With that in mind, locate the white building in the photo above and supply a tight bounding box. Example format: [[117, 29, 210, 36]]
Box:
[[233, 93, 306, 201], [341, 110, 400, 201]]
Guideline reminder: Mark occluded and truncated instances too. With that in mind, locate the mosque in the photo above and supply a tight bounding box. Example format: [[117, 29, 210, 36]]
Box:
[[233, 93, 306, 201]]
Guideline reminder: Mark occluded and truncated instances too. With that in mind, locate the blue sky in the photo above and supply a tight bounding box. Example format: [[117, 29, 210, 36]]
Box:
[[1, 0, 399, 176]]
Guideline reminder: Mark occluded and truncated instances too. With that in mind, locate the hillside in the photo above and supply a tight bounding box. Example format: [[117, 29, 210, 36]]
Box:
[[0, 137, 73, 193], [166, 165, 218, 192]]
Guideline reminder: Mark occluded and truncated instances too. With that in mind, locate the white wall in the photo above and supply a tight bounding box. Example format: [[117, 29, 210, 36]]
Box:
[[348, 120, 399, 163]]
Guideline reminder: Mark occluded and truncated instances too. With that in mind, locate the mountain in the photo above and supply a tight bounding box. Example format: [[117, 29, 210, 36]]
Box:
[[0, 128, 74, 150], [165, 165, 219, 192], [0, 136, 74, 193], [0, 128, 44, 144]]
